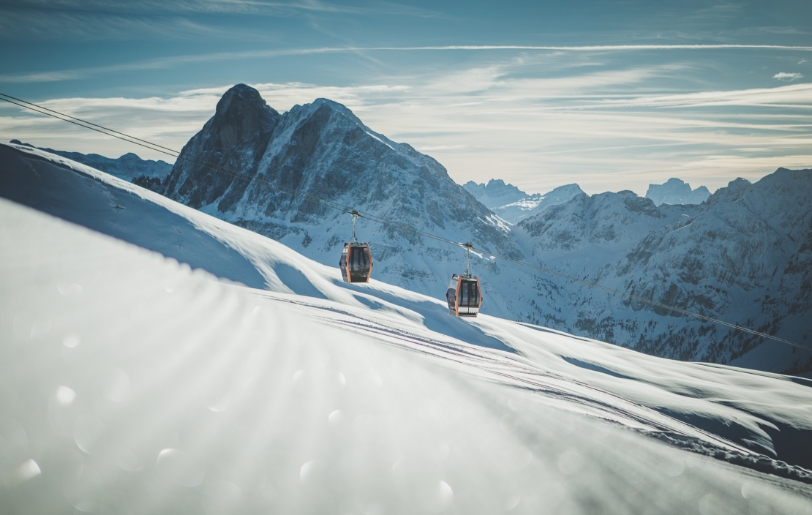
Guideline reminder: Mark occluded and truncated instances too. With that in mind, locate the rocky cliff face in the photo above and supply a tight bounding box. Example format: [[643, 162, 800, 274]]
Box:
[[163, 84, 281, 210], [519, 191, 672, 252], [162, 84, 519, 311], [464, 180, 585, 224], [514, 171, 812, 374], [463, 179, 528, 209], [614, 171, 812, 366], [160, 84, 811, 375]]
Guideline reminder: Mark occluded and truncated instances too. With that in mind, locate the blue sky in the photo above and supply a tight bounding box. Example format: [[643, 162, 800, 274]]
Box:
[[1, 0, 811, 195]]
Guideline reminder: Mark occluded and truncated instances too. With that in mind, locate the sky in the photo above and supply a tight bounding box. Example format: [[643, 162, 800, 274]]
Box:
[[1, 0, 811, 195]]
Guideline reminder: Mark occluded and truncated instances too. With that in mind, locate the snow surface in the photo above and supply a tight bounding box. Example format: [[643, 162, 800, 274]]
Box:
[[2, 143, 812, 513]]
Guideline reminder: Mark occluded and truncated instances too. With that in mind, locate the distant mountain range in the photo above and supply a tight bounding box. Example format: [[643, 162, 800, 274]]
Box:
[[11, 85, 810, 375], [646, 178, 711, 206], [8, 139, 171, 188], [463, 180, 585, 224], [463, 177, 710, 225]]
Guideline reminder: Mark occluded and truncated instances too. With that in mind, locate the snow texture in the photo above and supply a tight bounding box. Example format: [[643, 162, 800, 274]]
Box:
[[1, 142, 812, 514]]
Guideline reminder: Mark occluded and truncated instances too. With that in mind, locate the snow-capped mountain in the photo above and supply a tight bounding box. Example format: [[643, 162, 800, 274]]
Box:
[[646, 177, 711, 206], [463, 179, 527, 209], [106, 84, 812, 375], [2, 141, 812, 514], [516, 190, 683, 253], [162, 84, 520, 314], [8, 139, 172, 183], [514, 175, 812, 374], [464, 180, 584, 224]]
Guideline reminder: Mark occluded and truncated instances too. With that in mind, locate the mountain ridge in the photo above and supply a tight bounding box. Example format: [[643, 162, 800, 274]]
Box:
[[157, 84, 812, 375], [14, 84, 808, 375], [7, 138, 171, 183], [646, 177, 711, 206]]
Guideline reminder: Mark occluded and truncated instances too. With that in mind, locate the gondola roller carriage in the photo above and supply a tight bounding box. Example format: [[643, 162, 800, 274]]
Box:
[[446, 242, 483, 317], [339, 210, 373, 283]]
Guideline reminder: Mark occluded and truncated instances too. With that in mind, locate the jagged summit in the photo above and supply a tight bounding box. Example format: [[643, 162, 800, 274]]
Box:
[[463, 179, 528, 209], [161, 84, 518, 304], [646, 177, 711, 206], [465, 181, 585, 224], [209, 83, 280, 144], [216, 83, 277, 116]]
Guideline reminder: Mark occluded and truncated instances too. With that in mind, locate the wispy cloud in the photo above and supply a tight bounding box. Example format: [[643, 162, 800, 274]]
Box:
[[5, 44, 812, 84], [773, 72, 803, 81], [0, 9, 260, 42], [3, 57, 811, 196], [4, 0, 437, 16]]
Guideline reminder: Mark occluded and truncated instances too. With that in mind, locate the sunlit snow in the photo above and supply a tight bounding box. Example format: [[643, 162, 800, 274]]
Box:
[[1, 143, 811, 514]]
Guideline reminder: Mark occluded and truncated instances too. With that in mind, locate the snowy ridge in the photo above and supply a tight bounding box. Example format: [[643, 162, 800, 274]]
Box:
[[8, 139, 172, 182], [2, 143, 812, 515]]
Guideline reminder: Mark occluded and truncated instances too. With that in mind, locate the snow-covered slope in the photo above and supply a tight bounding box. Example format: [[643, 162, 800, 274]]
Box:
[[646, 178, 711, 206], [9, 139, 172, 182], [3, 138, 812, 514]]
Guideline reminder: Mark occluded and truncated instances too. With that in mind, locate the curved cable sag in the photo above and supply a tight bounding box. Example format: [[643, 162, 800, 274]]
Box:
[[2, 93, 809, 353], [1, 93, 181, 155], [0, 93, 354, 214]]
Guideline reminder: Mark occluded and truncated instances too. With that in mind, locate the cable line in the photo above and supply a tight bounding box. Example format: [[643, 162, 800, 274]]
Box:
[[2, 92, 808, 352]]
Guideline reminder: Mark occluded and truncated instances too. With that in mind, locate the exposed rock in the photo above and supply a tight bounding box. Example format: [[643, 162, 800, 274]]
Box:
[[646, 178, 711, 206]]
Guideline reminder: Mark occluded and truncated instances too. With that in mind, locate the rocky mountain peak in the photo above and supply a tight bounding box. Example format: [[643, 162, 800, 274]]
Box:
[[216, 83, 275, 116], [646, 177, 711, 206], [207, 84, 280, 149], [463, 179, 528, 209], [161, 86, 518, 299]]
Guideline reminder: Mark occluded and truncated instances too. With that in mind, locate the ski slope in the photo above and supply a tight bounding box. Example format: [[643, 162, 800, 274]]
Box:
[[1, 142, 812, 514]]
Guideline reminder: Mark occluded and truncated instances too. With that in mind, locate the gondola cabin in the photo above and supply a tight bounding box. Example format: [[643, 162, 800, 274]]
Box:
[[446, 274, 482, 317], [339, 242, 373, 283]]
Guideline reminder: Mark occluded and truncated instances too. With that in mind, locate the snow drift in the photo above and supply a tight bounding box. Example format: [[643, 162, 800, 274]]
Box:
[[1, 142, 812, 514]]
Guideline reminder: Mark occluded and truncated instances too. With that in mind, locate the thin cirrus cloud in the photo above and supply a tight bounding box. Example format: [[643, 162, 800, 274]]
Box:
[[4, 44, 812, 83], [0, 0, 440, 41], [2, 0, 420, 15], [0, 9, 280, 43], [3, 60, 811, 196]]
